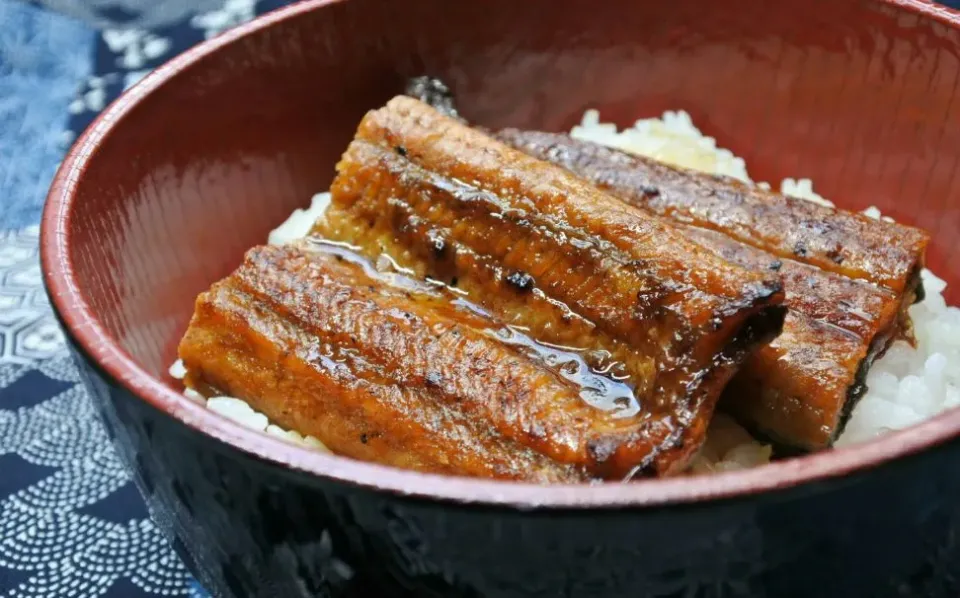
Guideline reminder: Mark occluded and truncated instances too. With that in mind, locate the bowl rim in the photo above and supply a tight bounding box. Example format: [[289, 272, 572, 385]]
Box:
[[41, 0, 960, 509]]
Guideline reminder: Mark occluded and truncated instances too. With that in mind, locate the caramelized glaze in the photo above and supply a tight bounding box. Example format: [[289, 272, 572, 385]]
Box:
[[314, 97, 786, 475], [496, 129, 928, 448]]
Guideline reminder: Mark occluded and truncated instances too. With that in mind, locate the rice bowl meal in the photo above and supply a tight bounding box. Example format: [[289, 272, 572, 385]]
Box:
[[169, 80, 957, 480], [41, 2, 960, 595]]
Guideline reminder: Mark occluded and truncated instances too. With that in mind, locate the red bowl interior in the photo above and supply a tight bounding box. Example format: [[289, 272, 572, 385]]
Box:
[[42, 0, 960, 506]]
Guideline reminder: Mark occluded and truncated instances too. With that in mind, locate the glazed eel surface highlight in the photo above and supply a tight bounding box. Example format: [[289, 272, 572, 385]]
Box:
[[312, 96, 786, 477], [495, 129, 930, 449], [180, 239, 780, 480], [181, 242, 599, 482]]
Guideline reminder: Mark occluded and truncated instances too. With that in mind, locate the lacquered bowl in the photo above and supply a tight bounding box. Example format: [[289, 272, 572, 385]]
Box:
[[41, 0, 960, 596]]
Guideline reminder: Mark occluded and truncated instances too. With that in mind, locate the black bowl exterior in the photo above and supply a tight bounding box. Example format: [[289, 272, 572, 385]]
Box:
[[68, 335, 960, 598]]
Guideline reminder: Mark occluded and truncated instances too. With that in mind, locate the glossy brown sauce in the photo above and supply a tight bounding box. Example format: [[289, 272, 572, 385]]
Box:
[[305, 237, 640, 417], [492, 128, 928, 450], [311, 96, 785, 476]]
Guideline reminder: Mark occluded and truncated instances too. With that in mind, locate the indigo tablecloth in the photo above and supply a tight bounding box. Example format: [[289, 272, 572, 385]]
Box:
[[1, 2, 287, 596]]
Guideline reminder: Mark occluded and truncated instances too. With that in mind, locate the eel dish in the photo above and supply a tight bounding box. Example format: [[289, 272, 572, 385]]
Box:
[[408, 76, 929, 450], [177, 80, 931, 479], [313, 96, 787, 477], [182, 242, 602, 482], [493, 128, 928, 450], [180, 97, 786, 480]]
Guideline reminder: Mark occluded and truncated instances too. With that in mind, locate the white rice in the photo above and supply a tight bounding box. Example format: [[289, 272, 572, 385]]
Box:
[[266, 192, 331, 246], [168, 361, 331, 452], [174, 108, 959, 473]]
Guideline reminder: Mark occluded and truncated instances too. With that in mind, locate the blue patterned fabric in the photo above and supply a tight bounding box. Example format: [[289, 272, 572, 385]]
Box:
[[65, 0, 290, 137], [0, 226, 208, 596], [4, 0, 960, 596], [0, 2, 289, 595], [0, 1, 92, 229]]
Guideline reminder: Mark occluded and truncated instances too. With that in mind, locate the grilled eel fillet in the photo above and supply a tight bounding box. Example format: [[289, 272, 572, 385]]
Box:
[[313, 96, 786, 477], [495, 129, 931, 449], [180, 242, 603, 482]]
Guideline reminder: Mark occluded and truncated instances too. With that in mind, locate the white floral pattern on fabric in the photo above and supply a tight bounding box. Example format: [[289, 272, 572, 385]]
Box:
[[101, 29, 172, 70], [4, 1, 277, 594], [0, 227, 200, 597], [0, 1, 93, 229], [191, 0, 258, 39], [25, 1, 227, 30]]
